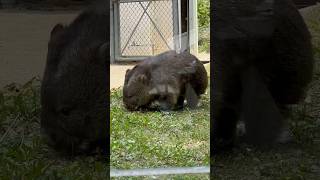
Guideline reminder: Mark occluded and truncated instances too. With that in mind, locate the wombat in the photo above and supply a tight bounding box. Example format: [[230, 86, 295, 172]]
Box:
[[123, 50, 208, 111], [40, 1, 109, 155], [211, 0, 314, 154]]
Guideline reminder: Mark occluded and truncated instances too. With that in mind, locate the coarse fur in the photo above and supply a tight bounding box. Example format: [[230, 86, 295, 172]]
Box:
[[123, 50, 208, 111], [211, 0, 314, 154], [40, 0, 109, 155]]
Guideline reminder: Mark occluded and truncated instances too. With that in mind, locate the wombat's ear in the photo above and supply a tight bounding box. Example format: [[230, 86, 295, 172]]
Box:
[[124, 69, 132, 84], [50, 24, 65, 38], [125, 69, 132, 79], [136, 74, 149, 84], [98, 42, 109, 64]]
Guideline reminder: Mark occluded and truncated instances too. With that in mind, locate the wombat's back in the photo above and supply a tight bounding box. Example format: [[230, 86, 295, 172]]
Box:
[[151, 51, 208, 94], [178, 51, 208, 95]]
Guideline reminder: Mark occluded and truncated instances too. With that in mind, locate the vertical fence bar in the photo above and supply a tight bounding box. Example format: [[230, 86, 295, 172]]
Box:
[[172, 0, 181, 52], [189, 0, 198, 56], [113, 1, 121, 62]]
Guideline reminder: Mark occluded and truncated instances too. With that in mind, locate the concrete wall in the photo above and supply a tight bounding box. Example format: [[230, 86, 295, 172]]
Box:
[[0, 10, 78, 88]]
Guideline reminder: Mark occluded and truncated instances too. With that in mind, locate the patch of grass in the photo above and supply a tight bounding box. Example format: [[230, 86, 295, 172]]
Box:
[[0, 77, 108, 179], [198, 27, 210, 53], [110, 86, 210, 172], [198, 0, 210, 53]]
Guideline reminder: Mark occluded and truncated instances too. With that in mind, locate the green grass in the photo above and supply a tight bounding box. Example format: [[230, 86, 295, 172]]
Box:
[[198, 0, 210, 53], [0, 77, 108, 179], [198, 27, 210, 53], [110, 86, 210, 177]]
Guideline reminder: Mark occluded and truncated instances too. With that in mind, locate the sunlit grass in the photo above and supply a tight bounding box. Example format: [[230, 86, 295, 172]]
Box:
[[110, 85, 210, 171]]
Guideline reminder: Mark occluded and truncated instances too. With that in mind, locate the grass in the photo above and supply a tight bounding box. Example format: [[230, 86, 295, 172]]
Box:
[[198, 27, 210, 53], [110, 86, 210, 179], [0, 77, 109, 179], [198, 0, 210, 53]]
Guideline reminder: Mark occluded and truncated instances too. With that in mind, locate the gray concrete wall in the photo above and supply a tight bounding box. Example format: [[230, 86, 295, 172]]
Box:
[[0, 10, 78, 88]]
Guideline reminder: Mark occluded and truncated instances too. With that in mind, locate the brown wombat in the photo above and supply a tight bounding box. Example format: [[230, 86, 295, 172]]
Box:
[[40, 0, 109, 155], [212, 0, 314, 154], [123, 50, 208, 111]]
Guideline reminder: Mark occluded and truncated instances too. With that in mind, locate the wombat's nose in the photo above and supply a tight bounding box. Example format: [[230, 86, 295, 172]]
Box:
[[124, 103, 137, 111]]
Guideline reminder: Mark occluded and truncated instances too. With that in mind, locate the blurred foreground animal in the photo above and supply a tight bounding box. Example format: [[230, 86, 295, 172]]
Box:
[[212, 0, 314, 154], [41, 1, 109, 155]]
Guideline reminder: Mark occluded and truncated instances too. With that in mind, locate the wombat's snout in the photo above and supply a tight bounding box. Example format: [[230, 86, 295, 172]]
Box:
[[124, 104, 134, 111], [152, 100, 172, 111], [123, 100, 138, 111]]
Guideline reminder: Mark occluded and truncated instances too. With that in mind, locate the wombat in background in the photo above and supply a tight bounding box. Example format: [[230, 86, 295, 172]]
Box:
[[123, 50, 208, 111], [212, 0, 314, 155], [40, 1, 109, 155]]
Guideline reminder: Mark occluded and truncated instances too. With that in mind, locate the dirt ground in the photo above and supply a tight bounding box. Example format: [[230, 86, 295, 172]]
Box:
[[110, 65, 134, 89]]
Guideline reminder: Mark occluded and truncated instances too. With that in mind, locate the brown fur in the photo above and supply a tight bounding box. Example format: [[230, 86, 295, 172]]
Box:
[[211, 0, 314, 154], [41, 1, 109, 155], [123, 50, 208, 111]]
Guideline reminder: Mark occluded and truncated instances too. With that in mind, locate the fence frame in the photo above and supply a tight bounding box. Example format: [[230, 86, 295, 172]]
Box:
[[112, 0, 181, 62], [111, 0, 200, 63], [110, 166, 210, 177]]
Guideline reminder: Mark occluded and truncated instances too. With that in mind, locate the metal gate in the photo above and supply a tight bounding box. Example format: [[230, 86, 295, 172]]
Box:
[[111, 0, 182, 62]]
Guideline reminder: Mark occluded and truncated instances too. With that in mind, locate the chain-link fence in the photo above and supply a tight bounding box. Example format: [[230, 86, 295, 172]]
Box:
[[120, 0, 173, 56], [112, 0, 181, 61]]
